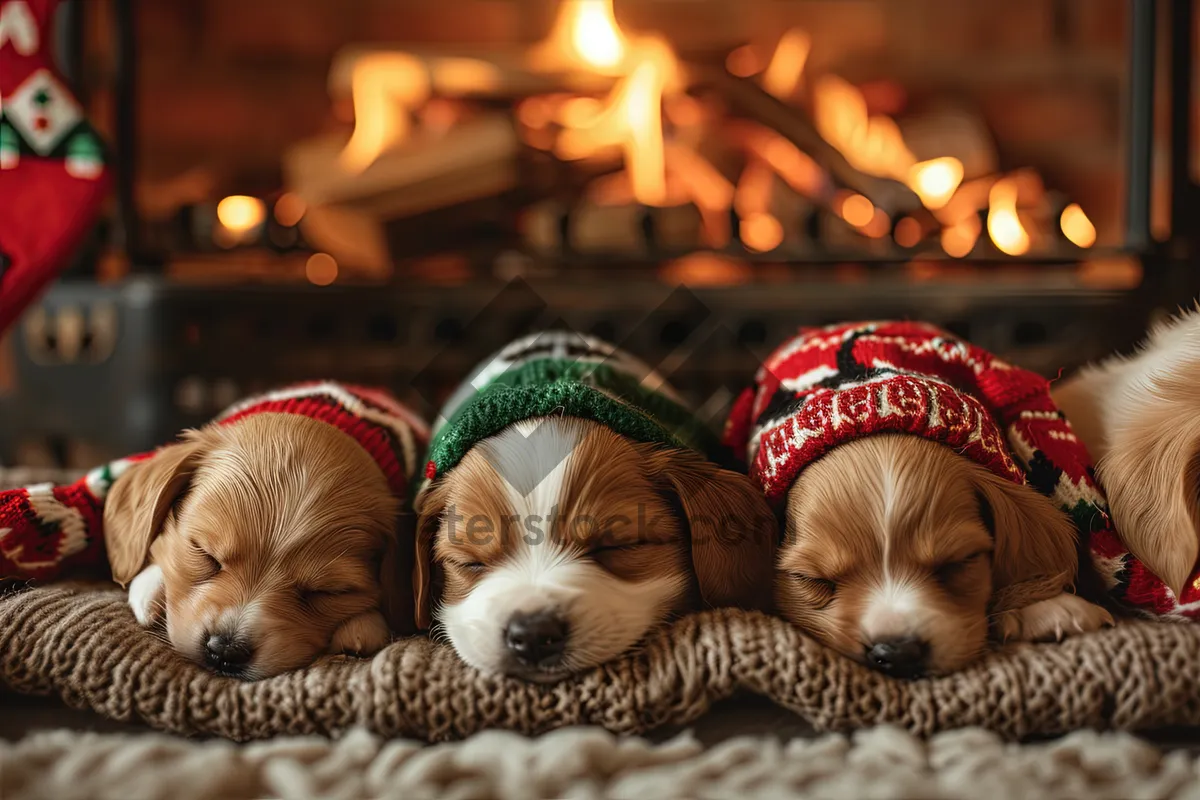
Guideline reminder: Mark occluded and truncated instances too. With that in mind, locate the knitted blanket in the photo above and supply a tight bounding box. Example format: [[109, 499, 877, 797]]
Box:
[[4, 581, 1200, 743], [6, 470, 1200, 744]]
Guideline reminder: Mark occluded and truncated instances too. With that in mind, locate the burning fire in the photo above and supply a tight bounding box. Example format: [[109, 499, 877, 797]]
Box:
[[546, 0, 690, 211], [529, 0, 628, 74], [556, 39, 676, 206], [332, 5, 1099, 261], [987, 177, 1030, 256], [813, 75, 916, 182], [726, 44, 766, 78], [1060, 203, 1096, 248], [341, 53, 430, 173], [941, 215, 981, 258], [838, 193, 875, 228], [761, 29, 811, 100], [909, 157, 964, 210]]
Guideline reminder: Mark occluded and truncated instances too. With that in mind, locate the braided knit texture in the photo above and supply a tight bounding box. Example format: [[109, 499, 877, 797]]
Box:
[[5, 580, 1200, 743]]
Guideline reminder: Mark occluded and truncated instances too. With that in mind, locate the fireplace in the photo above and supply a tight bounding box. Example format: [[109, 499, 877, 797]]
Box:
[[1, 0, 1196, 466]]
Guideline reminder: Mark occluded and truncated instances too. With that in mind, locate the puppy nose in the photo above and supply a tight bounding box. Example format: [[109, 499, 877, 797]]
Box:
[[864, 637, 929, 678], [204, 634, 253, 675], [504, 611, 569, 667]]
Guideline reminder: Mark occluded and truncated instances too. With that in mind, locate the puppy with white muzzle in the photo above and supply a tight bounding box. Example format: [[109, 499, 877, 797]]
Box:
[[0, 383, 429, 679], [724, 322, 1113, 678], [414, 331, 777, 682]]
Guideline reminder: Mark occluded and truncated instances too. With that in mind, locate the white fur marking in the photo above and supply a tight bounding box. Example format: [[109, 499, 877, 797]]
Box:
[[861, 580, 924, 640], [440, 417, 687, 676], [128, 564, 165, 627]]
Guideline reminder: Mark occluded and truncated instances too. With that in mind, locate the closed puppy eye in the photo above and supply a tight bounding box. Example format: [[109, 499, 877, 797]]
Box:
[[451, 561, 488, 574], [589, 543, 640, 555], [190, 540, 222, 577], [933, 550, 990, 585], [587, 541, 670, 580], [786, 573, 838, 608], [299, 586, 356, 604]]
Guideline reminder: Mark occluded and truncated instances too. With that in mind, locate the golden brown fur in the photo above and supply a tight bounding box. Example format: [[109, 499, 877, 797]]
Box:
[[777, 434, 1111, 676], [105, 413, 410, 680], [1054, 310, 1200, 597], [413, 416, 776, 680]]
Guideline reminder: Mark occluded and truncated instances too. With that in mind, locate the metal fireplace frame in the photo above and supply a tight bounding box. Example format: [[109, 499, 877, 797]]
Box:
[[2, 0, 1197, 465]]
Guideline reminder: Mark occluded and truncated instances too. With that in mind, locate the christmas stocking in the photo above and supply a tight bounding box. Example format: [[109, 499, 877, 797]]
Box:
[[0, 0, 110, 335]]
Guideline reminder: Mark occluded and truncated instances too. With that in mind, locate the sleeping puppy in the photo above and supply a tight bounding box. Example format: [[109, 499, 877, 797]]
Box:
[[724, 321, 1113, 678], [414, 331, 777, 682], [1053, 307, 1200, 617], [103, 383, 429, 679]]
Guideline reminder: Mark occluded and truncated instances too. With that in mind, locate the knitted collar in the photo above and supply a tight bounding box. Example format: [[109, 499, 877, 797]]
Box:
[[216, 382, 429, 499], [419, 332, 715, 497]]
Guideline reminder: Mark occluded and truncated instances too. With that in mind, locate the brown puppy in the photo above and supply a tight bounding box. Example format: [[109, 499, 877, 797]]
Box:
[[106, 384, 426, 680], [727, 321, 1113, 679], [1054, 308, 1200, 610], [415, 416, 776, 682], [778, 434, 1110, 676]]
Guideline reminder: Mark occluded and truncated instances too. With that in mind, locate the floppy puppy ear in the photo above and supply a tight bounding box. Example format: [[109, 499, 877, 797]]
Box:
[[971, 467, 1078, 595], [412, 482, 449, 631], [104, 436, 204, 587], [1095, 432, 1200, 598], [377, 514, 418, 636], [643, 446, 778, 611]]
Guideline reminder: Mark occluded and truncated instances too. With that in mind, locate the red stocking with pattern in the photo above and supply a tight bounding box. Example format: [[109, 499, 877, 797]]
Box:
[[0, 0, 110, 334]]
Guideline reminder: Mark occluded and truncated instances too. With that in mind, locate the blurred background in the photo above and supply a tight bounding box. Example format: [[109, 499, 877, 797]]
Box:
[[2, 0, 1196, 467]]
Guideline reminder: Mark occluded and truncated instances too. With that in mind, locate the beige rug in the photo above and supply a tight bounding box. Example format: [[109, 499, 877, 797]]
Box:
[[4, 582, 1200, 743], [4, 724, 1198, 800]]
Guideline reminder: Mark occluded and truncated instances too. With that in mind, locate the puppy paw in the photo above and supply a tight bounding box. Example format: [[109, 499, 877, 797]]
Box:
[[127, 564, 166, 627], [997, 593, 1114, 643], [330, 611, 392, 657]]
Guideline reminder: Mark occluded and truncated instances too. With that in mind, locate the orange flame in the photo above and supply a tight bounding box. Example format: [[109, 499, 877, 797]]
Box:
[[741, 212, 784, 252], [556, 39, 677, 206], [735, 159, 775, 218], [941, 215, 980, 257], [987, 177, 1030, 255], [216, 195, 266, 235], [839, 193, 875, 227], [735, 158, 785, 252], [908, 157, 964, 210], [733, 124, 828, 200], [666, 142, 734, 246], [761, 29, 811, 100], [341, 53, 430, 172], [894, 217, 922, 248], [813, 75, 916, 182], [1060, 203, 1096, 248], [529, 0, 627, 74], [726, 44, 766, 78]]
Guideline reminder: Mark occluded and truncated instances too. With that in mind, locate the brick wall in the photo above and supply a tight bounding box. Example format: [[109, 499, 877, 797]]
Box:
[[81, 0, 1156, 244]]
